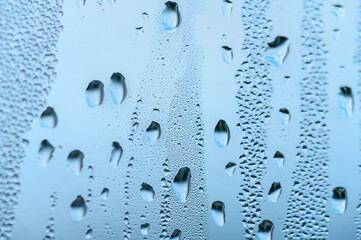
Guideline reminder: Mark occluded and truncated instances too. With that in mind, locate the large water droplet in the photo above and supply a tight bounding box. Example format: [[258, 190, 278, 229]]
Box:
[[38, 140, 55, 167], [161, 1, 180, 32], [140, 183, 155, 201], [85, 80, 104, 108], [279, 108, 290, 126], [173, 167, 191, 202], [211, 201, 225, 226], [146, 121, 161, 144], [221, 0, 233, 17], [140, 223, 150, 235], [70, 195, 87, 221], [170, 229, 181, 240], [40, 107, 58, 129], [273, 151, 285, 168], [338, 86, 353, 118], [265, 36, 290, 67], [109, 142, 123, 168], [221, 46, 233, 63], [66, 150, 84, 175], [214, 119, 230, 148], [109, 72, 127, 105], [268, 182, 281, 202], [225, 162, 236, 176], [332, 187, 347, 215], [258, 220, 274, 240]]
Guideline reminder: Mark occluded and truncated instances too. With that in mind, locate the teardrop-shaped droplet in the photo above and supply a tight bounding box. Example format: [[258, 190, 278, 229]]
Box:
[[40, 107, 58, 129], [170, 229, 181, 240], [338, 86, 353, 118], [265, 36, 290, 67], [221, 46, 233, 63], [332, 187, 347, 215], [225, 162, 236, 176], [140, 183, 155, 201], [85, 80, 104, 108], [211, 201, 225, 226], [221, 0, 233, 17], [273, 151, 285, 168], [85, 227, 92, 239], [38, 140, 55, 167], [100, 188, 109, 200], [66, 150, 84, 175], [109, 72, 127, 105], [140, 223, 150, 235], [70, 195, 87, 221], [214, 119, 230, 148], [279, 108, 290, 126], [258, 220, 274, 240], [146, 121, 161, 144], [173, 167, 191, 202], [109, 142, 123, 168], [161, 1, 180, 32], [268, 182, 281, 202]]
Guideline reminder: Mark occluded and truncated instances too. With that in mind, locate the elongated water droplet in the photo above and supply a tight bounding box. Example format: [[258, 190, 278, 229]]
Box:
[[110, 72, 127, 105], [109, 142, 123, 168], [258, 220, 274, 240], [173, 167, 191, 202], [338, 86, 353, 118], [332, 187, 347, 215], [140, 183, 155, 201], [146, 121, 161, 144], [38, 140, 55, 167], [85, 80, 104, 108], [265, 36, 290, 67], [221, 0, 233, 17], [221, 46, 233, 63], [268, 182, 281, 202], [225, 162, 236, 176], [214, 119, 230, 148], [161, 1, 180, 32], [85, 227, 92, 239], [273, 151, 285, 168], [331, 4, 344, 18], [140, 223, 150, 235], [100, 188, 109, 200], [40, 107, 58, 129], [66, 150, 84, 175], [279, 108, 290, 125], [211, 201, 225, 226], [70, 195, 87, 221], [170, 229, 181, 240]]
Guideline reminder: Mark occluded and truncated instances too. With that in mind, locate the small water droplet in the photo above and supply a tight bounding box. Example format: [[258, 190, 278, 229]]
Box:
[[38, 140, 55, 167], [170, 229, 181, 240], [173, 167, 191, 202], [85, 80, 104, 108], [76, 0, 86, 8], [273, 151, 285, 168], [268, 182, 281, 202], [332, 187, 347, 215], [265, 36, 290, 67], [66, 150, 84, 175], [140, 183, 155, 201], [100, 188, 109, 200], [331, 4, 344, 18], [211, 201, 225, 226], [109, 142, 123, 168], [70, 195, 87, 221], [221, 0, 233, 17], [109, 72, 127, 105], [140, 223, 150, 235], [258, 220, 274, 240], [221, 46, 233, 63], [146, 121, 161, 144], [142, 12, 149, 20], [214, 119, 230, 148], [225, 162, 236, 176], [135, 27, 144, 37], [338, 86, 353, 118], [85, 227, 92, 239], [161, 1, 180, 32], [40, 107, 58, 129], [279, 108, 290, 126]]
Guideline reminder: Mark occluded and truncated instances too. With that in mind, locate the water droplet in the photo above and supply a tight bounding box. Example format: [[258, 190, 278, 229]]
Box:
[[146, 121, 161, 144], [100, 188, 109, 200], [40, 107, 58, 129], [85, 80, 104, 108], [273, 151, 285, 168], [142, 12, 149, 20], [265, 36, 290, 67], [161, 1, 180, 32], [140, 223, 150, 235], [225, 162, 236, 176], [338, 86, 353, 118], [258, 220, 274, 240], [331, 4, 344, 18], [279, 108, 290, 126], [109, 72, 127, 105], [221, 0, 233, 17], [76, 0, 86, 8], [66, 150, 84, 175], [173, 167, 191, 202], [332, 187, 347, 215], [109, 142, 123, 168], [170, 229, 181, 240], [140, 183, 155, 201], [85, 227, 92, 239], [70, 195, 87, 221], [211, 201, 225, 226], [221, 46, 233, 63], [268, 182, 281, 202], [38, 140, 55, 167], [214, 119, 230, 148], [135, 27, 144, 37]]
